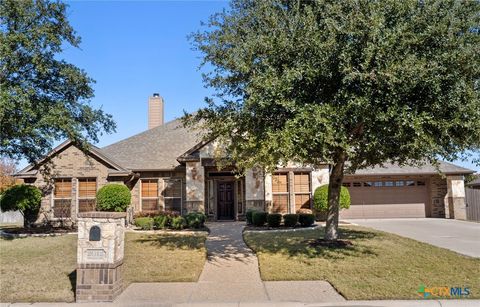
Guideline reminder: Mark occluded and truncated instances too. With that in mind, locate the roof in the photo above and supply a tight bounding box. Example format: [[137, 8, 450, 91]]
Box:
[[16, 140, 130, 177], [467, 177, 480, 187], [100, 118, 201, 170], [352, 160, 474, 176]]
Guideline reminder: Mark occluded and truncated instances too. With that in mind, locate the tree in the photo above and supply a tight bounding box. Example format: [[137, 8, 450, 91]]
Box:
[[0, 157, 17, 192], [0, 0, 115, 164], [0, 184, 42, 228], [185, 0, 480, 240]]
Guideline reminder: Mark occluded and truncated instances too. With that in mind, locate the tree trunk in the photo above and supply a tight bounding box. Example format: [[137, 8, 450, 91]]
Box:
[[324, 151, 346, 241]]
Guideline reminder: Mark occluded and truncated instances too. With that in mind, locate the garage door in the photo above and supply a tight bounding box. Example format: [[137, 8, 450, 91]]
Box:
[[340, 179, 428, 219]]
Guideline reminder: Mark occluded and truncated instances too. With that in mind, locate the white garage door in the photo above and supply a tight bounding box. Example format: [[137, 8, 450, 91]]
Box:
[[340, 179, 428, 219]]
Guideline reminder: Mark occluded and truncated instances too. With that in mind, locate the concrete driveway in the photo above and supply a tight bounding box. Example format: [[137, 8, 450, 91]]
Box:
[[345, 218, 480, 258]]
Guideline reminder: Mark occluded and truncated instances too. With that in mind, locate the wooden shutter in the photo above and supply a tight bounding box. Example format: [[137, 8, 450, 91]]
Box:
[[54, 179, 72, 198], [294, 173, 310, 193], [272, 173, 288, 193], [142, 180, 158, 197], [79, 179, 96, 198]]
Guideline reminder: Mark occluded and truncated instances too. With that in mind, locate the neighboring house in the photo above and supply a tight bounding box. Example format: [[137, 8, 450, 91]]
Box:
[[14, 94, 474, 223]]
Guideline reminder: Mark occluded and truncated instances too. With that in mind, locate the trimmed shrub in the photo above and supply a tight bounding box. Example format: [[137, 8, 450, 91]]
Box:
[[96, 184, 131, 212], [298, 213, 315, 227], [184, 212, 206, 229], [0, 184, 42, 228], [171, 216, 187, 230], [135, 217, 154, 230], [283, 214, 299, 227], [246, 209, 257, 225], [153, 214, 170, 229], [267, 213, 282, 228], [313, 185, 351, 214], [252, 211, 268, 227]]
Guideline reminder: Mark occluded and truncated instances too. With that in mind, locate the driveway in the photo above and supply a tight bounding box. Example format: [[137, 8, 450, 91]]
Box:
[[345, 218, 480, 258]]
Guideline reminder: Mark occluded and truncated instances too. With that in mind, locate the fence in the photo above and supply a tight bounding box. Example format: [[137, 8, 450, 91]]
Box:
[[465, 188, 480, 222]]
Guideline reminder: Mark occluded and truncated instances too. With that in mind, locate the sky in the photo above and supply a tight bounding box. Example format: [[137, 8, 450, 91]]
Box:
[[33, 0, 479, 172]]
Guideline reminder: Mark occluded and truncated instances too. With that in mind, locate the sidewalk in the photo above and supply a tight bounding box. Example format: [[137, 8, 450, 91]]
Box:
[[115, 222, 344, 304]]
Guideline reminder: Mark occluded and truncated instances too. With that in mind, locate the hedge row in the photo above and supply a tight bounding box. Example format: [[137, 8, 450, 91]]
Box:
[[247, 209, 315, 228], [134, 211, 206, 230]]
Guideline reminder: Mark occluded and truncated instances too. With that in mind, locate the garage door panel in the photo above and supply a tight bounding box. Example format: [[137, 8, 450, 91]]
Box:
[[341, 179, 428, 219], [340, 203, 426, 219]]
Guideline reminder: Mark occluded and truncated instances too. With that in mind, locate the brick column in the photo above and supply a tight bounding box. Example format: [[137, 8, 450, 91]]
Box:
[[76, 212, 125, 302]]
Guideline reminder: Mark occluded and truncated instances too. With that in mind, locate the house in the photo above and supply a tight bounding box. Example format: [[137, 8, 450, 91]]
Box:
[[15, 94, 474, 223]]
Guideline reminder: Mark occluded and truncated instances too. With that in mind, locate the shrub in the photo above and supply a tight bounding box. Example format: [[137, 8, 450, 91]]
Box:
[[184, 212, 206, 229], [171, 216, 187, 230], [267, 213, 282, 228], [313, 185, 351, 213], [283, 214, 299, 227], [0, 184, 42, 228], [246, 209, 257, 225], [252, 211, 268, 227], [96, 184, 131, 212], [153, 214, 170, 229], [298, 213, 315, 227], [135, 217, 154, 230]]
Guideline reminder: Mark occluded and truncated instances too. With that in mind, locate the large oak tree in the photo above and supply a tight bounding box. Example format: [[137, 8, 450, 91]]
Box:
[[185, 0, 480, 240], [0, 0, 115, 164]]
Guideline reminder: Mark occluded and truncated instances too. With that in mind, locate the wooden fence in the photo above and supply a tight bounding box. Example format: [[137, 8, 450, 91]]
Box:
[[465, 188, 480, 222]]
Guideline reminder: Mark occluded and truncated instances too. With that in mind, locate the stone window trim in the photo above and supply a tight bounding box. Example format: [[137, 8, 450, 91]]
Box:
[[140, 177, 183, 213], [51, 178, 73, 220], [77, 177, 98, 213]]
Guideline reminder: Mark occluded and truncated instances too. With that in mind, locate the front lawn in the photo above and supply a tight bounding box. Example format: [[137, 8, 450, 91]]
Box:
[[244, 226, 480, 300], [0, 232, 207, 303]]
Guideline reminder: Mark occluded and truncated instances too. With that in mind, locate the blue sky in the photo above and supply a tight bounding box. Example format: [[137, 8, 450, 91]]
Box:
[[51, 0, 478, 172]]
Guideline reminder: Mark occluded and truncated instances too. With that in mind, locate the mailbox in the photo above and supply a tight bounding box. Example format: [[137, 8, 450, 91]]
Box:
[[89, 225, 101, 241]]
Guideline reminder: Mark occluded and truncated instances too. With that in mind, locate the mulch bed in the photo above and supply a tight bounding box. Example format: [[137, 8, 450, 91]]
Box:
[[244, 225, 318, 231], [2, 226, 76, 235], [305, 238, 353, 248]]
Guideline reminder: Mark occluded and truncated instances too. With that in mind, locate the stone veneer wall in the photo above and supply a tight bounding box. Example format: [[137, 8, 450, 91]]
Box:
[[30, 145, 124, 223], [429, 175, 447, 218], [245, 167, 266, 211], [185, 161, 205, 213]]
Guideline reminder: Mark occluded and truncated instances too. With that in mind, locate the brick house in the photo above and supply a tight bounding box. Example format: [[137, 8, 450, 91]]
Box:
[[15, 94, 474, 223]]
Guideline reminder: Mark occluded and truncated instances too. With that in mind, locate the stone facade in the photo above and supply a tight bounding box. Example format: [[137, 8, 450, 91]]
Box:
[[429, 175, 447, 218], [446, 175, 467, 220], [245, 167, 266, 211], [25, 145, 127, 224], [76, 212, 125, 302], [185, 161, 205, 212]]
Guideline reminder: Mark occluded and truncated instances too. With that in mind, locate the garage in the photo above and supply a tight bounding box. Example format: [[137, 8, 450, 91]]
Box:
[[340, 178, 428, 219]]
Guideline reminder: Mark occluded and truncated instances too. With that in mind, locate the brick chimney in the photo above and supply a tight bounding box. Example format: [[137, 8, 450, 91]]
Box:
[[148, 93, 164, 129]]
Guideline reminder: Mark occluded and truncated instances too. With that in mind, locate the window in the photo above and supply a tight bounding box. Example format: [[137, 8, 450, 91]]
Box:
[[374, 181, 383, 187], [272, 173, 288, 213], [163, 179, 182, 212], [395, 181, 405, 187], [384, 181, 394, 187], [294, 172, 311, 212], [417, 181, 426, 186], [53, 179, 72, 218], [406, 180, 415, 186], [78, 178, 96, 212], [237, 180, 244, 214], [353, 182, 362, 187], [363, 181, 373, 187], [342, 182, 351, 187], [141, 179, 158, 211]]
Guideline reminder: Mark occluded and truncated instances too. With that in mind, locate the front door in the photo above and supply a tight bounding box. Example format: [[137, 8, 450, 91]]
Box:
[[217, 181, 235, 220]]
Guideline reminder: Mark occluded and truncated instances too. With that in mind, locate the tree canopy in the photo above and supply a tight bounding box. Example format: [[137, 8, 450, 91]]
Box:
[[0, 0, 115, 164], [185, 0, 480, 239]]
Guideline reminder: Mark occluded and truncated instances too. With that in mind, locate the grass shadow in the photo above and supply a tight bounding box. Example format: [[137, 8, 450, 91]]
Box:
[[244, 226, 379, 260], [132, 234, 206, 250], [68, 270, 76, 301]]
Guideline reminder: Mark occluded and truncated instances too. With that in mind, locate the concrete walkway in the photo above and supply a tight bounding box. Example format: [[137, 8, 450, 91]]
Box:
[[116, 222, 344, 304], [346, 218, 480, 257]]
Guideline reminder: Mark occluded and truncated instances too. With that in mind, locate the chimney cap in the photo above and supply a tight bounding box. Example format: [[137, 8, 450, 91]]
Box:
[[152, 93, 160, 97]]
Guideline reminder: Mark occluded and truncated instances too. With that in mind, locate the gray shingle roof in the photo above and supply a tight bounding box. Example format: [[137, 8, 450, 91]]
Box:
[[352, 160, 474, 176], [100, 118, 201, 170]]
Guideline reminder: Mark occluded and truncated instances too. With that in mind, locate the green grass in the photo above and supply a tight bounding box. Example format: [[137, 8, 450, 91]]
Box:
[[0, 232, 206, 303], [244, 226, 480, 300]]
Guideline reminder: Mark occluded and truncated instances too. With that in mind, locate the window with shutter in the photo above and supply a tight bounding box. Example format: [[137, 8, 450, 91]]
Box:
[[162, 179, 182, 213], [272, 173, 289, 213], [78, 178, 96, 212], [294, 172, 311, 212], [53, 179, 72, 218], [141, 179, 159, 211]]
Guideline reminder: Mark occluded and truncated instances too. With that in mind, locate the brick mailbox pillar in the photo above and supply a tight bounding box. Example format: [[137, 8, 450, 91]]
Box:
[[76, 212, 125, 302]]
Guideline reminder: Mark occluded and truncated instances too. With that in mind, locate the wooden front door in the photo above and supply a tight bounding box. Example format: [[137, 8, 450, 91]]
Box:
[[217, 181, 235, 220]]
